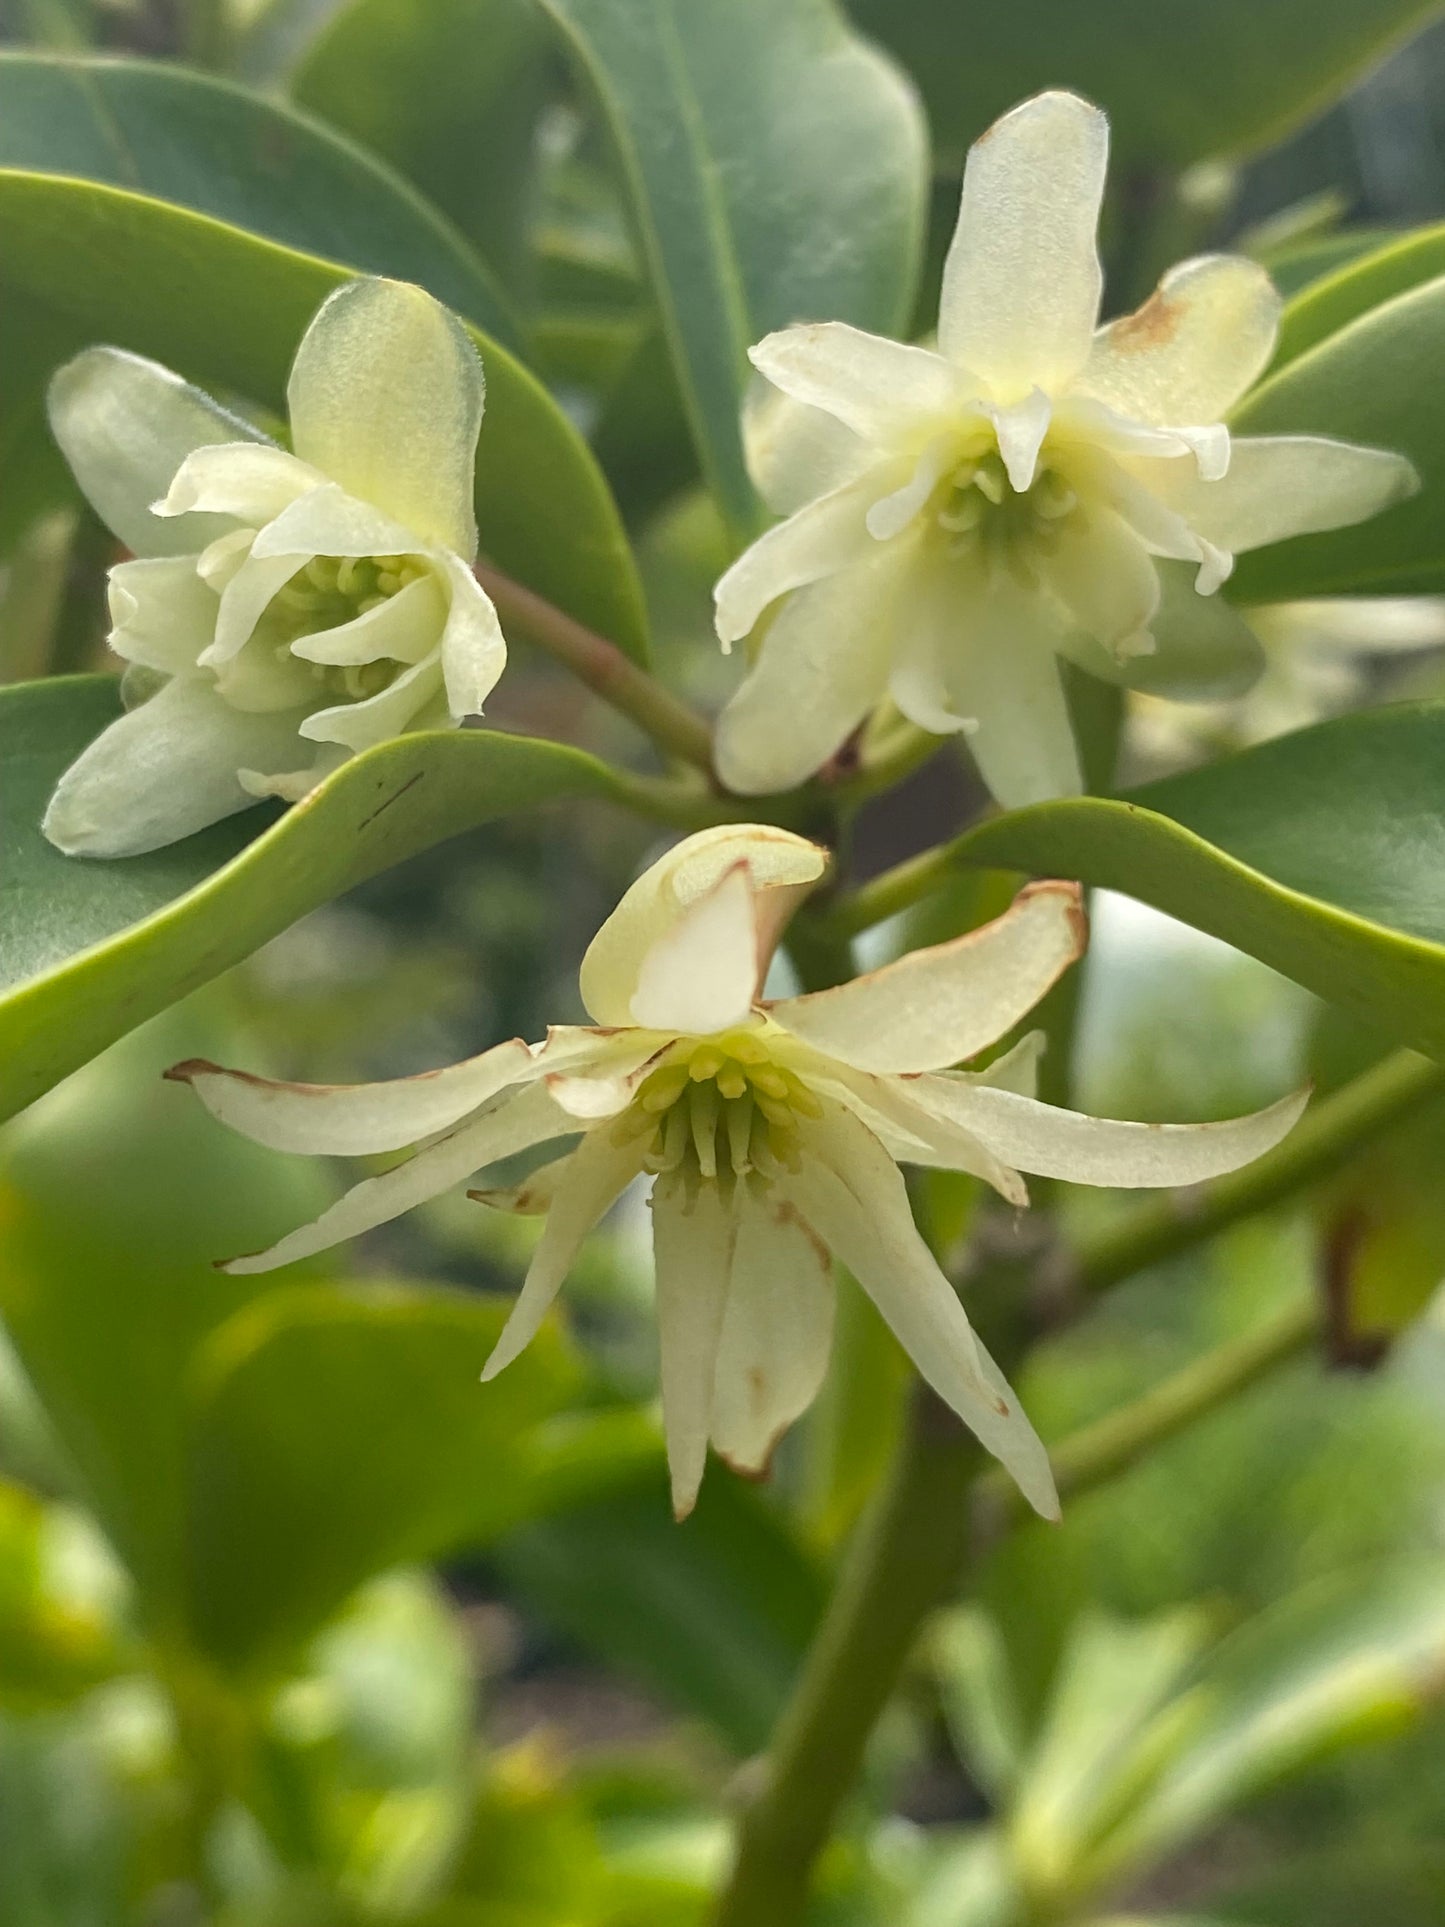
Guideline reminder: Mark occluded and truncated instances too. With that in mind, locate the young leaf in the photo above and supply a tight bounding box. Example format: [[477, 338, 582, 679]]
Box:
[[0, 678, 636, 1126], [535, 0, 928, 537]]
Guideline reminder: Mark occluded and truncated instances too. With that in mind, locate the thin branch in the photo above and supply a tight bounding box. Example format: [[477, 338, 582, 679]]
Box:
[[476, 564, 717, 774]]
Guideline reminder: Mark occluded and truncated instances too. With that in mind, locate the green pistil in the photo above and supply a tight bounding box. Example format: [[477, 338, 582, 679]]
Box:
[[613, 1032, 823, 1197]]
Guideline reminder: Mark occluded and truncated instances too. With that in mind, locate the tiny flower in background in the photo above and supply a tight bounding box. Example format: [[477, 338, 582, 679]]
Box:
[[44, 277, 506, 859], [170, 826, 1307, 1522], [713, 90, 1418, 808]]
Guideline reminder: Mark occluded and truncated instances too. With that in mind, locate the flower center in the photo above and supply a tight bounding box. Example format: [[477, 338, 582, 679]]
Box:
[[936, 451, 1077, 562], [269, 553, 428, 701], [611, 1030, 823, 1193]]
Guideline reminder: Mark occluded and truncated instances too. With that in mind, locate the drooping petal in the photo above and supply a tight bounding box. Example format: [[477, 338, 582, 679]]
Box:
[[106, 557, 217, 676], [436, 553, 506, 718], [1147, 435, 1419, 554], [168, 1035, 540, 1155], [714, 539, 910, 796], [742, 375, 872, 514], [709, 1178, 835, 1479], [48, 346, 266, 558], [481, 1122, 646, 1380], [749, 323, 961, 447], [248, 483, 429, 564], [579, 825, 826, 1028], [158, 443, 322, 527], [299, 654, 445, 750], [909, 1080, 1309, 1187], [785, 1105, 1058, 1518], [629, 864, 760, 1035], [288, 574, 446, 667], [287, 277, 485, 556], [468, 1149, 576, 1216], [1081, 254, 1280, 426], [938, 91, 1107, 399], [222, 1081, 571, 1275], [768, 880, 1084, 1074], [1041, 505, 1161, 654], [651, 1173, 735, 1518], [1059, 559, 1265, 701], [42, 676, 309, 858], [714, 479, 873, 647]]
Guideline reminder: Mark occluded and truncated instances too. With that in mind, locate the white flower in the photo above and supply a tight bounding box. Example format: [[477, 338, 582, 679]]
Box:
[[712, 91, 1418, 809], [44, 277, 506, 858], [171, 826, 1306, 1520]]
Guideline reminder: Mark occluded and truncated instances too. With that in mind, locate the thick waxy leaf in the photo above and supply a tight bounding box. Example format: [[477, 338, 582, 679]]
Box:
[[1230, 270, 1445, 603], [497, 1469, 826, 1751], [846, 0, 1440, 172], [0, 1003, 332, 1623], [185, 1288, 657, 1675], [0, 677, 635, 1125], [931, 704, 1445, 1063], [536, 0, 927, 535], [0, 55, 648, 653], [1271, 225, 1445, 367]]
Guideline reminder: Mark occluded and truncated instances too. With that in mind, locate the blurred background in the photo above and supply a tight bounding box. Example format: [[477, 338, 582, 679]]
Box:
[[5, 3, 1445, 1923]]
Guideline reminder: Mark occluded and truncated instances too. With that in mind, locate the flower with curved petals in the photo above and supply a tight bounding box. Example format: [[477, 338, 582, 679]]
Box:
[[43, 277, 506, 858], [712, 90, 1418, 808], [171, 825, 1308, 1521]]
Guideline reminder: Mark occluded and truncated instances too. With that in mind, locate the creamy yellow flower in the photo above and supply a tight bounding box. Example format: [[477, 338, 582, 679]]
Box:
[[44, 278, 505, 857], [170, 826, 1306, 1520], [713, 91, 1418, 808]]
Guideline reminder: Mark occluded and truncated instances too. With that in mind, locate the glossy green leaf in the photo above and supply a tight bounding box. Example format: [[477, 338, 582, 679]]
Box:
[[0, 1003, 331, 1623], [497, 1469, 826, 1751], [0, 56, 649, 654], [846, 0, 1441, 172], [1271, 225, 1445, 366], [0, 677, 637, 1125], [929, 704, 1445, 1063], [536, 0, 928, 535], [284, 0, 557, 284], [1230, 271, 1445, 603], [185, 1287, 655, 1676]]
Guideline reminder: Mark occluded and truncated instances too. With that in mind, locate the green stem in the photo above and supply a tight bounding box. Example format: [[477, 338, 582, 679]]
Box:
[[477, 564, 717, 774], [816, 837, 966, 940], [713, 1386, 979, 1927], [973, 1295, 1317, 1540], [1075, 1049, 1445, 1298]]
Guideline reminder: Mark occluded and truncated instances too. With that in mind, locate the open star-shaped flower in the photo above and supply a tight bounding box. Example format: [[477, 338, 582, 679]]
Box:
[[171, 826, 1306, 1520], [44, 277, 505, 858], [712, 90, 1418, 808]]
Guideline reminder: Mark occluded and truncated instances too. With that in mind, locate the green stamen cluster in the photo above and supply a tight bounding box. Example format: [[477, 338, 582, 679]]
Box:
[[271, 553, 426, 643], [938, 451, 1078, 574], [613, 1031, 823, 1193]]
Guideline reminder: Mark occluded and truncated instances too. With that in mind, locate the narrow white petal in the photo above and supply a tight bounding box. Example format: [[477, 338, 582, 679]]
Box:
[[913, 1082, 1310, 1187], [1150, 435, 1419, 555], [1060, 559, 1265, 701], [42, 677, 308, 858], [47, 346, 265, 559], [629, 864, 760, 1035], [785, 1106, 1057, 1519], [976, 1030, 1046, 1097], [223, 1082, 570, 1275], [939, 91, 1107, 397], [709, 1179, 835, 1479], [1081, 254, 1280, 425], [170, 1036, 540, 1155], [298, 654, 446, 750], [714, 541, 907, 796], [288, 574, 445, 668], [749, 323, 961, 446], [106, 558, 215, 676], [1063, 397, 1230, 481], [159, 443, 322, 526], [545, 1035, 673, 1119], [985, 389, 1052, 493], [248, 484, 427, 563], [468, 1149, 576, 1216], [437, 554, 506, 717], [652, 1174, 735, 1518], [287, 277, 485, 556], [866, 438, 951, 542], [743, 375, 872, 514], [714, 480, 872, 648], [205, 552, 307, 666], [769, 881, 1084, 1074], [579, 825, 826, 1028], [481, 1123, 645, 1379], [962, 637, 1082, 810]]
